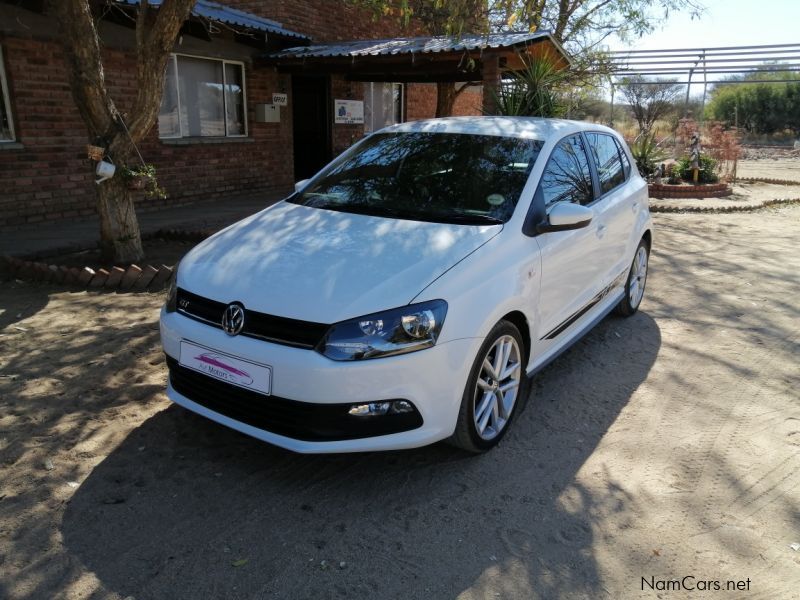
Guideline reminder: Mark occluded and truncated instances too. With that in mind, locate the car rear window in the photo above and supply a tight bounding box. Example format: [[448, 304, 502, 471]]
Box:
[[586, 133, 627, 195]]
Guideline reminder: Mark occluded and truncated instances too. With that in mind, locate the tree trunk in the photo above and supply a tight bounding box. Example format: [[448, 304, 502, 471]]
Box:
[[96, 176, 145, 263], [52, 0, 195, 264], [436, 82, 457, 117]]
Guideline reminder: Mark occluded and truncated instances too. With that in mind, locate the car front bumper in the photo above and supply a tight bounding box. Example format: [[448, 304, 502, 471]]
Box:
[[160, 308, 480, 453]]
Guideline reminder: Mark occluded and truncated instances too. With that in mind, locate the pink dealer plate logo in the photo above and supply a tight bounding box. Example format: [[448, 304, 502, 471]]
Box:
[[194, 352, 254, 386]]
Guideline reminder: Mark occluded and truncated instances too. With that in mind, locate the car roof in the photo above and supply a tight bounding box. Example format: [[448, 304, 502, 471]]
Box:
[[385, 116, 619, 141]]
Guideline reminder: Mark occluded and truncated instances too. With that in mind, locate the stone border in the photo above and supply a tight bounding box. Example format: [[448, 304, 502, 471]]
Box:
[[738, 177, 800, 186], [650, 197, 800, 214], [648, 182, 732, 199]]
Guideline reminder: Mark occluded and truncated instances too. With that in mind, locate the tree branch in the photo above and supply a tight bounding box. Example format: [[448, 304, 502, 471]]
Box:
[[50, 0, 117, 140], [126, 0, 195, 143]]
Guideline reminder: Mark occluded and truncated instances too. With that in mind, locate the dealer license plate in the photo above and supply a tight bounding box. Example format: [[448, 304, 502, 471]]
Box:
[[179, 340, 272, 396]]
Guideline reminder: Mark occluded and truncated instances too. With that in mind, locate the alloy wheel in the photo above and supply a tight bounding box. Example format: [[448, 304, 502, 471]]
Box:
[[473, 335, 522, 440], [629, 245, 648, 308]]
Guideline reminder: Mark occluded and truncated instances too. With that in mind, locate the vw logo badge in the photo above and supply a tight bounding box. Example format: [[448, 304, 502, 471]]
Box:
[[221, 303, 245, 336]]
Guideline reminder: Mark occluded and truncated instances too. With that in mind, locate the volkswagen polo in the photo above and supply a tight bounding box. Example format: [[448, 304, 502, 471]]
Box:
[[160, 117, 652, 453]]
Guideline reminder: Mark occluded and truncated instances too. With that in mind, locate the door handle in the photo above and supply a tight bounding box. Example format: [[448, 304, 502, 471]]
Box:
[[631, 201, 639, 213], [596, 224, 607, 238]]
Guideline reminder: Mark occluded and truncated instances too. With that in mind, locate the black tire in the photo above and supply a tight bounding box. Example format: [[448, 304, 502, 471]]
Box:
[[615, 237, 650, 317], [448, 320, 530, 453]]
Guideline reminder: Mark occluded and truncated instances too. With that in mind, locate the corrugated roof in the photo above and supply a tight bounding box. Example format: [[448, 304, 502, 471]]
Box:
[[267, 32, 558, 59], [118, 0, 310, 41]]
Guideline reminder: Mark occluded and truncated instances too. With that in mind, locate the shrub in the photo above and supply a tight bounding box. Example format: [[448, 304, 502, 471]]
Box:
[[491, 55, 568, 118], [630, 134, 670, 178], [665, 163, 681, 184], [705, 121, 741, 181], [676, 154, 719, 184]]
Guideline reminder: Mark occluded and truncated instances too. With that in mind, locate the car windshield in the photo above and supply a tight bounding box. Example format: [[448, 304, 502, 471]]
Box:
[[289, 132, 544, 225]]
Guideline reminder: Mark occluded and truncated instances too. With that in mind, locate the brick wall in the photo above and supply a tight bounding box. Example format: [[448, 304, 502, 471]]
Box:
[[0, 34, 293, 228], [406, 83, 483, 121], [0, 35, 93, 226], [226, 0, 421, 41], [0, 2, 482, 229]]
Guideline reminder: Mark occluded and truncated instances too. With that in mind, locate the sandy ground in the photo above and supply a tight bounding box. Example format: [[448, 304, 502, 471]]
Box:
[[737, 158, 800, 182], [1, 205, 799, 600]]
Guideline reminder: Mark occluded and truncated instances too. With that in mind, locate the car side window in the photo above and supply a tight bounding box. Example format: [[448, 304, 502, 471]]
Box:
[[586, 133, 626, 195], [538, 135, 594, 207], [614, 136, 632, 178]]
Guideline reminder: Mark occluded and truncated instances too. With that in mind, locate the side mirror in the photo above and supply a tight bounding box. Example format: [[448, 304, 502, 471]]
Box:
[[294, 179, 309, 193], [537, 202, 593, 234]]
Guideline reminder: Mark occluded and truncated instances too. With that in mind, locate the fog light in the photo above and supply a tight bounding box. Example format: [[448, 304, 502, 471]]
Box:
[[348, 400, 415, 417], [348, 402, 391, 416], [391, 400, 414, 414]]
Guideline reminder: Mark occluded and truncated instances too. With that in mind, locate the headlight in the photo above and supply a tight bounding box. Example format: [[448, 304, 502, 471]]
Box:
[[317, 300, 448, 361], [165, 261, 179, 312]]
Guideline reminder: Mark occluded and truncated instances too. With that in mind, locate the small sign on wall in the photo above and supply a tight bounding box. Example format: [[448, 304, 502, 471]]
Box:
[[272, 93, 288, 106], [334, 99, 364, 124]]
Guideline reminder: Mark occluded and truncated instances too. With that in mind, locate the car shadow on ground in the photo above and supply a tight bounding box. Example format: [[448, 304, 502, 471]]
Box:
[[59, 312, 661, 599]]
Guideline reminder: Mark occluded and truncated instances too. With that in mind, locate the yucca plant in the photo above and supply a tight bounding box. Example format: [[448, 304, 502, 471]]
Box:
[[490, 54, 568, 118], [630, 134, 670, 178]]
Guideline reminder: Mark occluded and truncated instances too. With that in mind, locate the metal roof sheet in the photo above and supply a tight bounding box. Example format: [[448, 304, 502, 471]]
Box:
[[118, 0, 309, 41], [267, 32, 557, 60]]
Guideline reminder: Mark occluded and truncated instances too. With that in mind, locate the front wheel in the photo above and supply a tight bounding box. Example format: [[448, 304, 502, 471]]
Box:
[[448, 320, 529, 453], [615, 239, 650, 317]]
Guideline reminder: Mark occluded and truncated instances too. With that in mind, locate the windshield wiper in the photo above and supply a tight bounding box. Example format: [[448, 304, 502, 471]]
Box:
[[437, 214, 504, 225], [306, 202, 504, 226], [311, 202, 404, 219]]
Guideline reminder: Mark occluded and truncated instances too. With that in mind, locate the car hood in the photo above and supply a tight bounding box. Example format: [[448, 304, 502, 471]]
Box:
[[178, 201, 501, 323]]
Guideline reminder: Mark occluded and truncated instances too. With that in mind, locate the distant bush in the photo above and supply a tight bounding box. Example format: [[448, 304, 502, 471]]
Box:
[[706, 79, 800, 135], [676, 154, 719, 183]]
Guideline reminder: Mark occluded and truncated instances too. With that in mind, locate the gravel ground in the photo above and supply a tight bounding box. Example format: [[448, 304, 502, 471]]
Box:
[[1, 206, 799, 600]]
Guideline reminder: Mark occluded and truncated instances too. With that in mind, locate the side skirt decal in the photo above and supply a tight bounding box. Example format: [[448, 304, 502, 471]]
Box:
[[540, 269, 628, 341], [528, 290, 624, 378]]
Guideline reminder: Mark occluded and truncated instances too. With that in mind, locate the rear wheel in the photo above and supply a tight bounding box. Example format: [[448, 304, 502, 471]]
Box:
[[449, 320, 529, 453], [615, 239, 650, 317]]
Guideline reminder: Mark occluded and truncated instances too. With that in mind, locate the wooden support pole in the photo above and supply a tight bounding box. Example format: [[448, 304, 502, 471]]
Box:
[[482, 53, 501, 115]]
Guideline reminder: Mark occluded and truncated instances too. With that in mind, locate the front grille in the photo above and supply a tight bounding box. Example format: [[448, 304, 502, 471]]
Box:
[[167, 356, 423, 442], [176, 288, 329, 349]]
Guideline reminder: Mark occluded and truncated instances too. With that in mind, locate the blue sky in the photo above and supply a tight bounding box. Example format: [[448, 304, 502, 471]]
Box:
[[601, 0, 799, 97], [607, 0, 800, 51]]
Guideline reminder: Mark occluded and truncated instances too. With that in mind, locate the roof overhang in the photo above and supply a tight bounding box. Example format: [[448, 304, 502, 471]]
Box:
[[262, 32, 571, 83], [116, 0, 310, 43]]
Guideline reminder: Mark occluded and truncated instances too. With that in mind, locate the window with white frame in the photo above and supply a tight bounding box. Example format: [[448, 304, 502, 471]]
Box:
[[363, 82, 404, 133], [0, 46, 16, 142], [158, 54, 247, 139]]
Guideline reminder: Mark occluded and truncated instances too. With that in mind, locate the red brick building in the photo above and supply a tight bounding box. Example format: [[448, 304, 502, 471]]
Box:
[[0, 1, 563, 229]]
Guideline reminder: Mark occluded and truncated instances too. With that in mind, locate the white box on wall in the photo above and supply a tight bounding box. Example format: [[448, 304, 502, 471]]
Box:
[[255, 104, 280, 123]]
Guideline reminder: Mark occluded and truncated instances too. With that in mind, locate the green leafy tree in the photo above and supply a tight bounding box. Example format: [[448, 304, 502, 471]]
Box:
[[705, 69, 800, 135]]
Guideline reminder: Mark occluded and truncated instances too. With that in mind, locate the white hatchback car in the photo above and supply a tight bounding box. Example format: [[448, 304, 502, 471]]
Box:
[[160, 117, 652, 453]]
